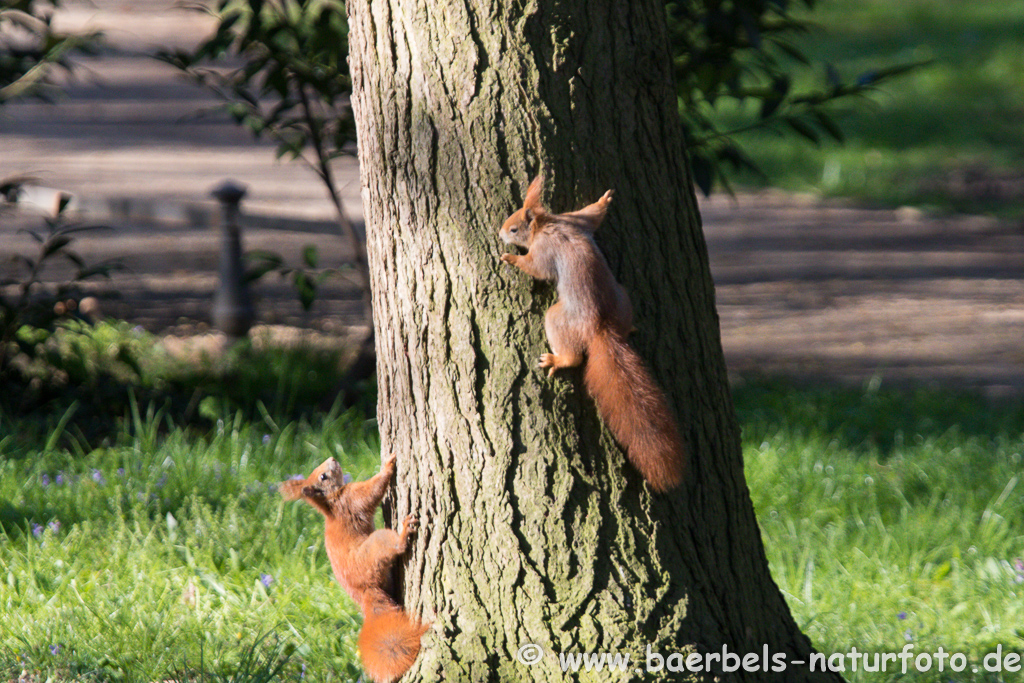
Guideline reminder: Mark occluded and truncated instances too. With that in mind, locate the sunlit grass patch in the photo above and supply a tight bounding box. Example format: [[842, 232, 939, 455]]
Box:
[[0, 407, 379, 682], [739, 379, 1024, 681]]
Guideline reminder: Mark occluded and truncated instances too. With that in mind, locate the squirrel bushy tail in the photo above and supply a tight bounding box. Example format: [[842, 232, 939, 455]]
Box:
[[584, 328, 684, 492], [358, 596, 429, 683]]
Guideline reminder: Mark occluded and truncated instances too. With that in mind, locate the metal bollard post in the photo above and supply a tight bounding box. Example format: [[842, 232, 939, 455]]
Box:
[[211, 179, 254, 339]]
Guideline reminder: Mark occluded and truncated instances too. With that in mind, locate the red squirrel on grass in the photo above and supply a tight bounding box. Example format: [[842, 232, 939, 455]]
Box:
[[499, 175, 685, 492], [280, 456, 427, 682]]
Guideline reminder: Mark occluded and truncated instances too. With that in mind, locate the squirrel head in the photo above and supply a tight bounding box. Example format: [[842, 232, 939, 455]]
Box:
[[499, 175, 547, 248], [280, 457, 347, 516]]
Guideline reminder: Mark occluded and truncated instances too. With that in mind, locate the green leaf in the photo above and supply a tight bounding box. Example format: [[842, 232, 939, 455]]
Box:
[[245, 249, 284, 268], [293, 271, 316, 311], [302, 245, 319, 268], [199, 395, 225, 422], [75, 259, 122, 281], [784, 116, 821, 146], [813, 111, 844, 143], [771, 38, 811, 65]]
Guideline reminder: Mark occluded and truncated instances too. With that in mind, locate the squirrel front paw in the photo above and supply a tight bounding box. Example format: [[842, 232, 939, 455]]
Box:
[[500, 253, 517, 266], [598, 189, 614, 208]]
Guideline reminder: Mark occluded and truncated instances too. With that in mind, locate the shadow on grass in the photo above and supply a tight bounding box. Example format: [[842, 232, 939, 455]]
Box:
[[0, 502, 34, 539], [732, 375, 1024, 457], [1, 325, 375, 454]]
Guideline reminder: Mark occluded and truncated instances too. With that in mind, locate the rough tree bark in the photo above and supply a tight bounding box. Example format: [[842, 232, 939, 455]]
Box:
[[345, 0, 842, 681]]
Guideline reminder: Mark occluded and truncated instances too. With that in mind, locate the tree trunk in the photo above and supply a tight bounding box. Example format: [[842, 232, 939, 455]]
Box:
[[346, 0, 841, 681]]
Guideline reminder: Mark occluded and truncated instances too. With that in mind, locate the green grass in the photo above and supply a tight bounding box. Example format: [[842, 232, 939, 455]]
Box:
[[3, 319, 367, 444], [737, 378, 1024, 681], [3, 322, 1024, 681], [1, 323, 374, 682], [718, 0, 1024, 217], [0, 406, 379, 682]]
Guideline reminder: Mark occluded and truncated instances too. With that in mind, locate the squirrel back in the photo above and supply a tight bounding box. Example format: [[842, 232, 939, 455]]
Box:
[[281, 456, 426, 682]]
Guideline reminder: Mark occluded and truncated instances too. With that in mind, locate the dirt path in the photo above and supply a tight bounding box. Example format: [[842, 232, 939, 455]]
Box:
[[703, 193, 1024, 394], [6, 191, 1024, 395], [3, 1, 1024, 395]]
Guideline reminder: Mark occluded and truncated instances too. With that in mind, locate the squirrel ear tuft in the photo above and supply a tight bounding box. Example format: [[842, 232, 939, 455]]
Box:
[[524, 175, 544, 210]]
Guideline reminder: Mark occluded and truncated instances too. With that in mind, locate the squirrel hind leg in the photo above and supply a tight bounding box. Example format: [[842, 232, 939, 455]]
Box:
[[539, 351, 582, 377], [543, 299, 590, 366]]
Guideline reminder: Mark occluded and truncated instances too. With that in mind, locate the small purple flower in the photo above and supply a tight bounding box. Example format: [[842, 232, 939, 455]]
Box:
[[40, 474, 50, 487], [343, 473, 353, 485], [117, 468, 125, 477], [897, 611, 907, 620], [1015, 558, 1024, 573], [260, 573, 274, 588], [31, 523, 44, 538], [48, 520, 61, 533], [287, 474, 304, 481], [300, 663, 306, 679], [904, 629, 913, 642], [156, 474, 167, 489], [55, 472, 65, 486], [49, 644, 61, 655], [92, 469, 106, 485], [262, 434, 271, 445]]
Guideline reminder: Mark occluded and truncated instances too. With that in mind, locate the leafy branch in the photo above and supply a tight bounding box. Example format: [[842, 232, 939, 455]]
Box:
[[157, 0, 368, 296], [0, 0, 102, 104], [666, 0, 926, 195], [1, 191, 121, 377], [245, 245, 342, 313]]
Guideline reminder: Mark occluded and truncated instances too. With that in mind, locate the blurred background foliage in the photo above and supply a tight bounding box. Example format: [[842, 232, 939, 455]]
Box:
[[161, 0, 923, 200], [156, 0, 1024, 216], [668, 0, 922, 196], [0, 0, 100, 103], [706, 0, 1024, 217]]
